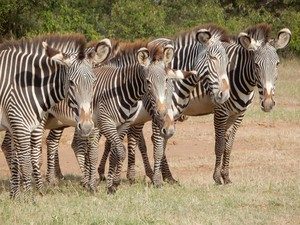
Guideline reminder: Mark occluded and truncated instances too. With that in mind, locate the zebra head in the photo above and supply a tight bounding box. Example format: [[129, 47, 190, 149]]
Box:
[[137, 43, 176, 138], [42, 38, 112, 136], [238, 24, 291, 112], [194, 26, 230, 105]]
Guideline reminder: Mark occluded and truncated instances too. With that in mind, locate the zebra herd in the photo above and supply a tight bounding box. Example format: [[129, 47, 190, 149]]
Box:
[[0, 23, 291, 198]]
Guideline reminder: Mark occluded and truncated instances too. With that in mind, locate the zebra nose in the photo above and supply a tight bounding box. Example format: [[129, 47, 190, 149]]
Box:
[[161, 127, 175, 139], [77, 121, 94, 137], [261, 98, 275, 112]]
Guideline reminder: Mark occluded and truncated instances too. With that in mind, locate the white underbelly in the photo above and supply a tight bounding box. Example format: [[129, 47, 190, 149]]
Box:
[[183, 96, 215, 116]]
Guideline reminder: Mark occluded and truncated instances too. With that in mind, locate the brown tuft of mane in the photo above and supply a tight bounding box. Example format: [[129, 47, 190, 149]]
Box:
[[244, 23, 272, 43], [175, 23, 231, 43], [0, 33, 87, 58]]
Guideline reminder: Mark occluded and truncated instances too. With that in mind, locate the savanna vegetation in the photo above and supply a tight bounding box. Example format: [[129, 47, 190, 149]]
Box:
[[0, 0, 300, 56], [0, 1, 299, 224]]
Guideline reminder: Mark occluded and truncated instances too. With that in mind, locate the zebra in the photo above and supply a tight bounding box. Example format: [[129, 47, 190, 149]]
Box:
[[96, 24, 232, 186], [0, 34, 112, 198], [128, 24, 292, 185]]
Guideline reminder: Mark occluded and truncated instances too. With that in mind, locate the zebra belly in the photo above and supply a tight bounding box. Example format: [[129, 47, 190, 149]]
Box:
[[45, 113, 76, 129], [183, 96, 214, 116]]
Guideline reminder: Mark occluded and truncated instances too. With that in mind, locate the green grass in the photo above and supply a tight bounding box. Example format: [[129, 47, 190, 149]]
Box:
[[0, 177, 299, 225]]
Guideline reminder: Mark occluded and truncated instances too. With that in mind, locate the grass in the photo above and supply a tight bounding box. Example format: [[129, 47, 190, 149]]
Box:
[[0, 178, 299, 225], [0, 58, 299, 225]]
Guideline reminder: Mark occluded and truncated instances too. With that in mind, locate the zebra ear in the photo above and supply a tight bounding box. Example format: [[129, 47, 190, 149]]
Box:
[[238, 33, 258, 51], [163, 44, 174, 65], [137, 47, 150, 67], [42, 42, 72, 66], [271, 28, 291, 49], [92, 38, 112, 63], [196, 29, 212, 45]]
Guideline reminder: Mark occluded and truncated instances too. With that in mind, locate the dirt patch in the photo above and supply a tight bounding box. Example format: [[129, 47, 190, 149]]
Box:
[[0, 113, 299, 186]]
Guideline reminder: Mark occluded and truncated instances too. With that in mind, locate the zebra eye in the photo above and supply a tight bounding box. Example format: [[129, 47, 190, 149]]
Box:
[[276, 62, 280, 67], [146, 79, 152, 88]]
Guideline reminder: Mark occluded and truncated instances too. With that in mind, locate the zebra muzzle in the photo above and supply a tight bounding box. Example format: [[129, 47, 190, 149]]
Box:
[[77, 108, 94, 137], [261, 88, 275, 112]]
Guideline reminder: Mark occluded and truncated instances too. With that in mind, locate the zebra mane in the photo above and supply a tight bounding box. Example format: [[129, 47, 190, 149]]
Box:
[[0, 34, 87, 58], [244, 23, 271, 43], [176, 23, 230, 43], [108, 39, 148, 59], [100, 39, 167, 63]]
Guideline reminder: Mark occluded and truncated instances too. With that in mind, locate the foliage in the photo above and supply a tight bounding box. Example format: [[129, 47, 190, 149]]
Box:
[[0, 0, 299, 55]]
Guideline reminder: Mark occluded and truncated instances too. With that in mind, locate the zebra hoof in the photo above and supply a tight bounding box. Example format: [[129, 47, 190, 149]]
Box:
[[213, 172, 223, 185], [128, 178, 136, 185], [107, 186, 117, 195], [88, 186, 97, 194], [99, 174, 106, 182], [56, 174, 65, 180], [164, 178, 179, 185], [113, 179, 121, 187], [46, 178, 59, 186], [221, 171, 232, 185], [38, 188, 46, 197], [223, 178, 232, 185], [152, 180, 163, 188]]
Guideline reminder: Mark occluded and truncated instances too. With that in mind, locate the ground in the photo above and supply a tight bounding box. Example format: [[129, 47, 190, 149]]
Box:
[[0, 108, 298, 187]]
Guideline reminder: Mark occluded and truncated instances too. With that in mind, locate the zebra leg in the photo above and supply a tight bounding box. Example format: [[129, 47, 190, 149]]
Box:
[[127, 125, 144, 184], [221, 114, 244, 184], [71, 128, 89, 187], [10, 128, 32, 198], [151, 121, 164, 188], [98, 140, 111, 181], [1, 131, 13, 173], [46, 128, 64, 185], [86, 128, 101, 192], [54, 149, 64, 180], [103, 126, 127, 194], [30, 114, 48, 192], [213, 109, 229, 185], [161, 153, 178, 184], [9, 146, 20, 198], [30, 124, 45, 191], [113, 125, 129, 187], [138, 130, 154, 181]]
